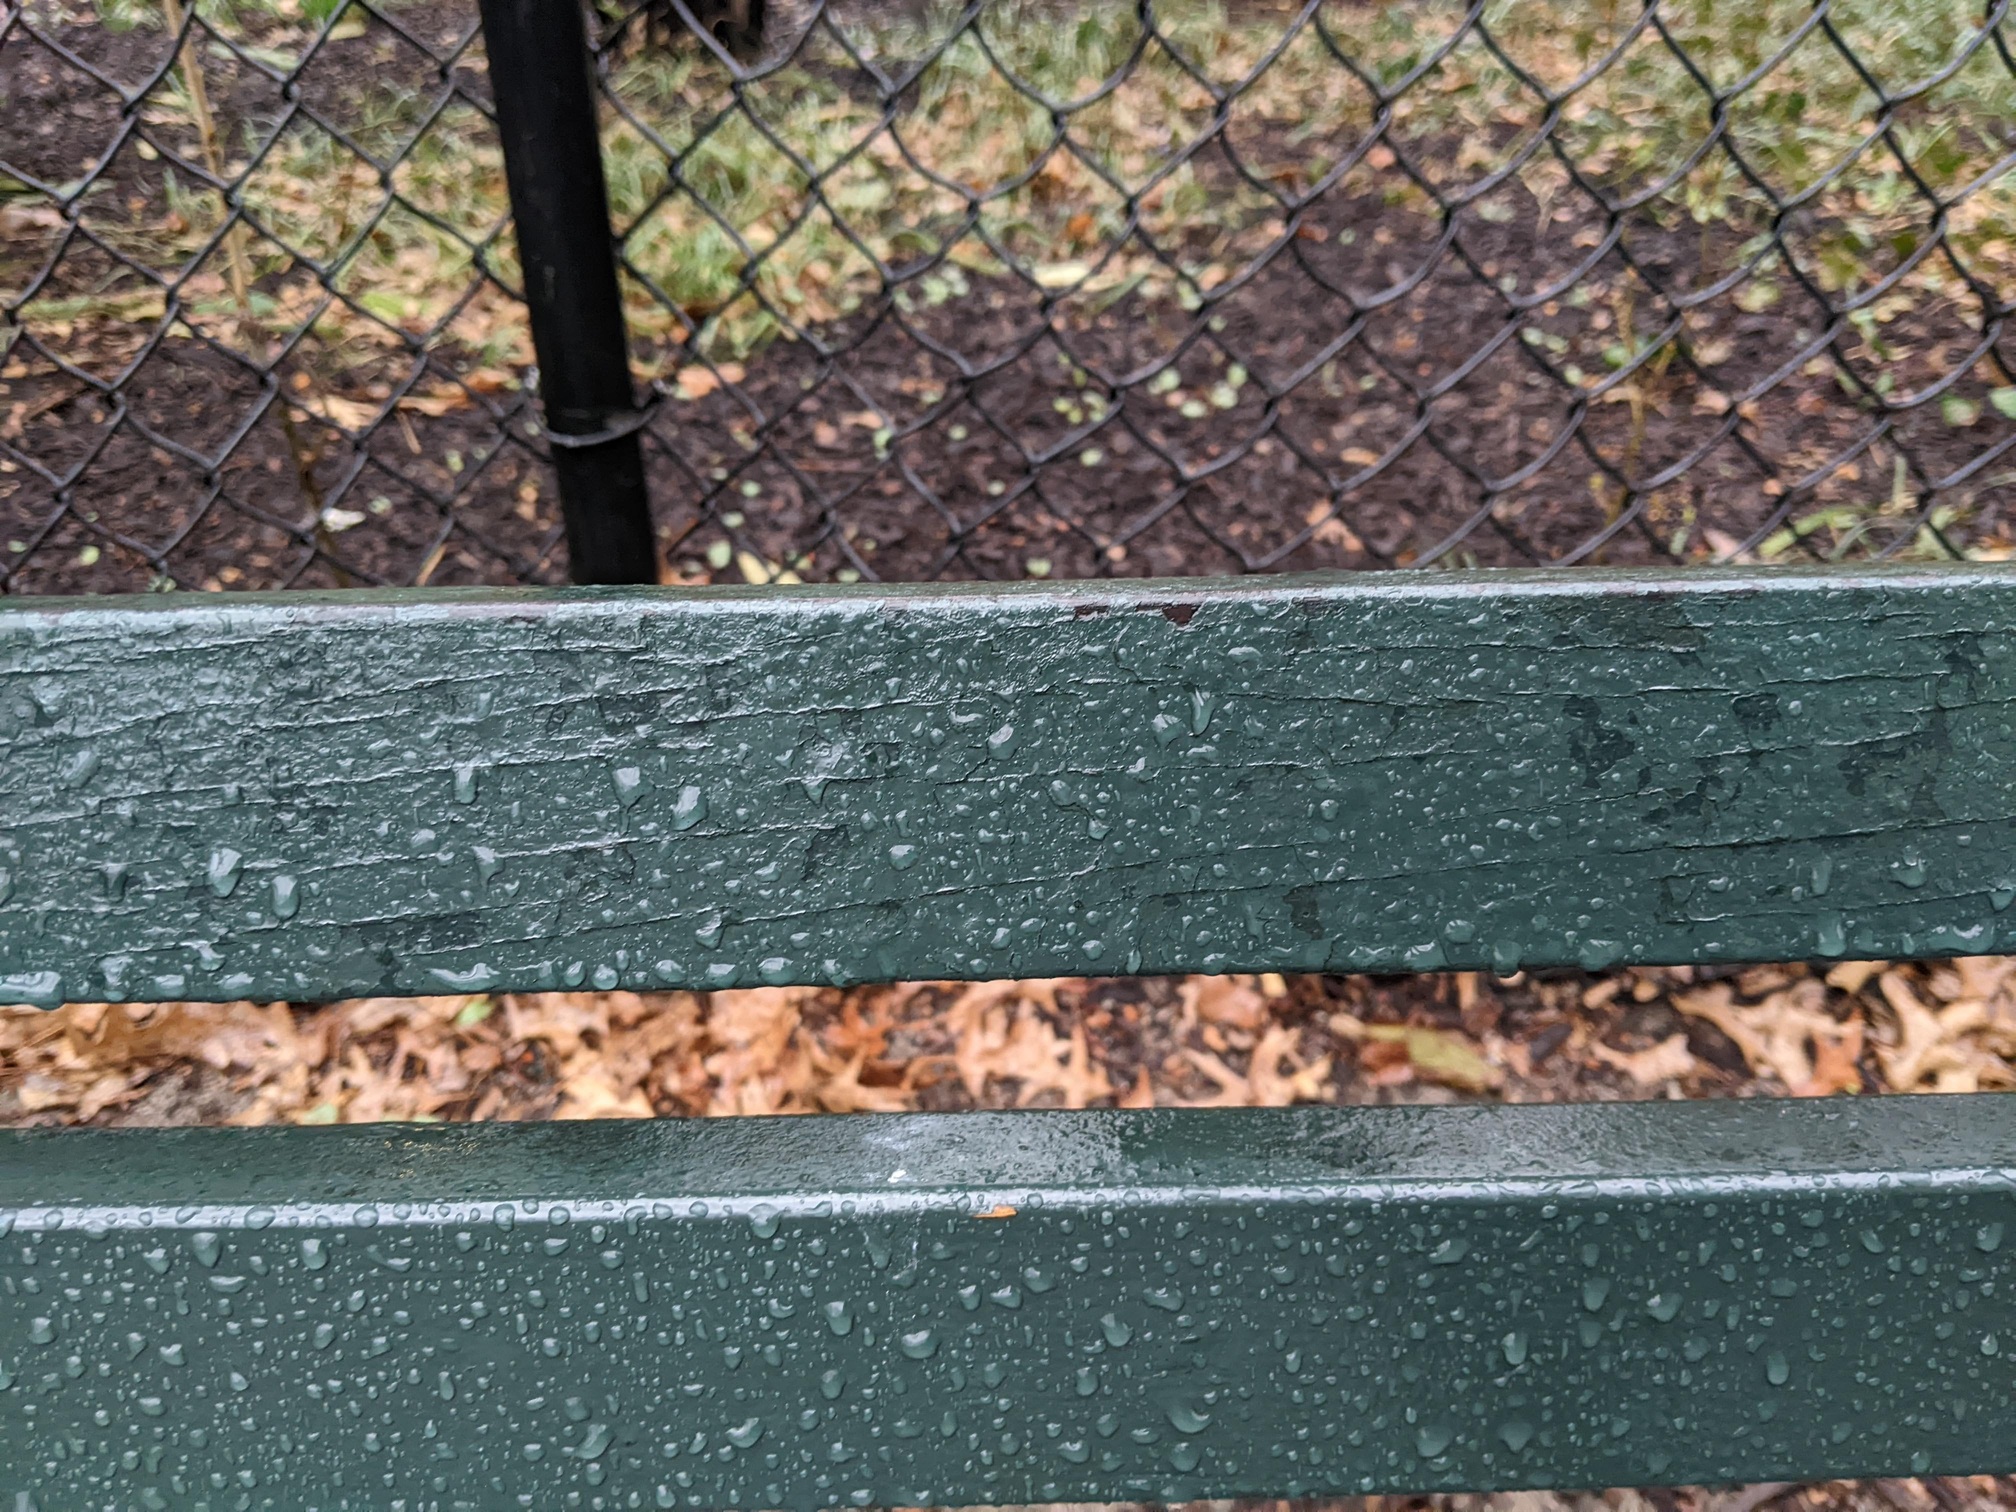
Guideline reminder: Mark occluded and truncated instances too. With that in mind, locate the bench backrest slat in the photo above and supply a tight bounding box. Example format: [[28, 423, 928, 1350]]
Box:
[[3, 565, 2009, 1005]]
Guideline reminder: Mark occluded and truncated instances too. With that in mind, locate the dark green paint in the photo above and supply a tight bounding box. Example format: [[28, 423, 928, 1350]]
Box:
[[7, 1097, 2016, 1505], [4, 565, 2015, 1004]]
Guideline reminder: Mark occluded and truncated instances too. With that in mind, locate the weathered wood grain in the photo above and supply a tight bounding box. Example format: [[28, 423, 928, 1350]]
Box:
[[3, 566, 2013, 1004]]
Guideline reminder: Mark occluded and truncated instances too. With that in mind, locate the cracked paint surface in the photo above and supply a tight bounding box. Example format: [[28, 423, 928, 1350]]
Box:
[[2, 566, 2013, 1005]]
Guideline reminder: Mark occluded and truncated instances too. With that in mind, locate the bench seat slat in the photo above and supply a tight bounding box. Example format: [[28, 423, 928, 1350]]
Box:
[[4, 565, 2014, 1005], [4, 1096, 2016, 1503]]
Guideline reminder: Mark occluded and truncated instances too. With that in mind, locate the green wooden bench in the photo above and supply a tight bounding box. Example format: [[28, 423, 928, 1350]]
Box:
[[5, 564, 2016, 1508], [8, 3, 2016, 1504]]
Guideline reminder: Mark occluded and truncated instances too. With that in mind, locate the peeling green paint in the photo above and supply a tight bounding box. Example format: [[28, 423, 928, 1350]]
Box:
[[4, 566, 2016, 1003]]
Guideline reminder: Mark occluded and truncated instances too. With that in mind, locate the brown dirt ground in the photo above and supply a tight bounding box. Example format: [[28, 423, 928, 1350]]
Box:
[[6, 7, 2014, 592]]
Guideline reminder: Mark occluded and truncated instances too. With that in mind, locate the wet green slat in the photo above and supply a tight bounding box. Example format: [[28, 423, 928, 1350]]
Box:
[[6, 1098, 2016, 1505], [4, 565, 2016, 1005]]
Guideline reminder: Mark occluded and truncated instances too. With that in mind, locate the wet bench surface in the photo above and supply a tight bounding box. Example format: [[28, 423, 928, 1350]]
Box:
[[4, 565, 2016, 1507]]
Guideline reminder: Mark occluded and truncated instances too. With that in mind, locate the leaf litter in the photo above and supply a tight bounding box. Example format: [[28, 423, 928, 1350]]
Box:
[[8, 956, 2011, 1125]]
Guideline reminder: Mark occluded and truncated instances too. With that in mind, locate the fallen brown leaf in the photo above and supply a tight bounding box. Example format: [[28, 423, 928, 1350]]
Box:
[[1181, 974, 1266, 1031], [1590, 1032, 1697, 1088], [1673, 981, 1854, 1090], [1798, 1015, 1864, 1096], [942, 981, 1109, 1107], [396, 388, 471, 417], [1825, 960, 1886, 995]]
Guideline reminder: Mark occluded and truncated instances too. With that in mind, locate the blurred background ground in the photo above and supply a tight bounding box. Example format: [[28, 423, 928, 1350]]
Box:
[[8, 958, 2016, 1509]]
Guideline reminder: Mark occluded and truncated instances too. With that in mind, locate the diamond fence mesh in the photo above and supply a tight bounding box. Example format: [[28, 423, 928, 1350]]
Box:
[[2, 0, 2013, 595]]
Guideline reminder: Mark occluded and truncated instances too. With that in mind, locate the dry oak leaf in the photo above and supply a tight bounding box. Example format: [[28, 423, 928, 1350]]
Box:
[[1875, 970, 2011, 1093], [803, 1048, 915, 1115], [941, 981, 1101, 1106], [1590, 1032, 1698, 1088], [1673, 981, 1861, 1093], [1802, 1014, 1864, 1096], [1177, 1026, 1330, 1107], [1179, 974, 1266, 1031], [703, 987, 818, 1116]]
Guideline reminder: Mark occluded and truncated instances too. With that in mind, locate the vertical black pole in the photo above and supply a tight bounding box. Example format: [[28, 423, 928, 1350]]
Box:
[[477, 0, 657, 584]]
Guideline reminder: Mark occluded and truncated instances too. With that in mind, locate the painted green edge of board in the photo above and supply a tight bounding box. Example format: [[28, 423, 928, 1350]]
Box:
[[4, 564, 2015, 1004], [5, 1095, 2016, 1504]]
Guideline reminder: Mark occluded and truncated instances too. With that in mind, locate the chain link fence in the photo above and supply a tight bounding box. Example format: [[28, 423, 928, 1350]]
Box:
[[3, 0, 2013, 594]]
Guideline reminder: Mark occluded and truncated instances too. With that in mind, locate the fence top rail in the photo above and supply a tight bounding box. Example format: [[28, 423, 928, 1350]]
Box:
[[3, 563, 2014, 1006]]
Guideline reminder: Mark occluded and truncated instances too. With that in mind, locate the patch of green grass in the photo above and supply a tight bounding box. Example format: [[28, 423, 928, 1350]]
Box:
[[592, 0, 2013, 360]]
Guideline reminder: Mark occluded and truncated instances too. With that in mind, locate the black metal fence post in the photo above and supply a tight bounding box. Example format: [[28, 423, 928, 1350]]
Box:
[[476, 0, 658, 585]]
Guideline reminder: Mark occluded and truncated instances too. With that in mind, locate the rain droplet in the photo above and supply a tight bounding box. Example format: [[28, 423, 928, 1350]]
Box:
[[60, 747, 100, 789], [612, 767, 646, 807], [1502, 1331, 1528, 1366], [1189, 690, 1215, 734], [671, 785, 707, 831], [1814, 913, 1846, 957], [1415, 1424, 1453, 1458], [1766, 1352, 1790, 1386], [1978, 1223, 2004, 1254], [1500, 1420, 1535, 1452], [453, 762, 479, 805], [1166, 1401, 1211, 1434], [888, 844, 918, 871], [899, 1328, 938, 1359], [206, 848, 243, 898], [725, 1418, 763, 1450], [271, 873, 300, 920], [190, 1231, 221, 1268]]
